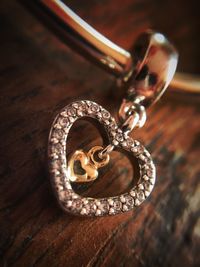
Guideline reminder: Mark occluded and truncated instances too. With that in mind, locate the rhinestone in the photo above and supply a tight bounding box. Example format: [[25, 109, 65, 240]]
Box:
[[137, 145, 144, 154], [77, 110, 83, 116], [89, 203, 97, 214], [51, 143, 63, 155], [96, 112, 102, 118], [99, 201, 109, 214], [60, 140, 66, 146], [51, 138, 59, 144], [53, 123, 62, 130], [131, 147, 138, 153], [110, 121, 117, 130], [144, 150, 151, 157], [83, 204, 91, 214], [125, 195, 134, 208], [66, 200, 72, 207], [104, 120, 110, 125], [50, 169, 60, 176], [122, 141, 127, 147], [80, 208, 87, 215], [144, 190, 150, 197], [110, 131, 116, 136], [108, 199, 114, 206], [55, 184, 64, 192], [139, 154, 146, 161], [135, 199, 140, 206], [138, 184, 144, 190], [113, 200, 122, 211], [109, 208, 115, 214], [83, 199, 89, 205], [144, 181, 153, 191], [137, 191, 145, 202], [112, 140, 119, 146], [54, 174, 62, 183], [146, 169, 153, 177], [69, 117, 75, 123], [130, 191, 136, 197], [120, 196, 126, 203], [86, 101, 92, 106], [88, 103, 99, 113], [122, 205, 128, 211], [51, 160, 60, 169], [71, 193, 79, 200], [134, 140, 140, 146], [59, 190, 72, 201], [60, 111, 68, 117], [143, 175, 149, 181], [63, 127, 69, 134], [59, 117, 70, 126], [95, 200, 101, 207], [52, 129, 63, 139], [126, 138, 133, 147], [65, 182, 71, 190], [149, 177, 155, 185], [49, 153, 59, 160], [67, 107, 76, 116], [102, 110, 110, 119], [78, 102, 87, 110], [72, 103, 79, 109], [95, 209, 102, 216], [74, 199, 83, 211]]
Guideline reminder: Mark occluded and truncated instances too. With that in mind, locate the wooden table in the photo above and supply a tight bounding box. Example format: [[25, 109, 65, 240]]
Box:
[[1, 0, 200, 266]]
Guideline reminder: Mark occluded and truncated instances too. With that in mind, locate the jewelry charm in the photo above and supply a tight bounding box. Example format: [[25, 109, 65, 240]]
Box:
[[48, 101, 155, 216], [45, 1, 179, 217], [67, 146, 110, 183]]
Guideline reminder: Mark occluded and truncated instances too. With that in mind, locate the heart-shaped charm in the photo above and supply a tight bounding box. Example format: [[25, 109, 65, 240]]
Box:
[[67, 150, 98, 182], [67, 146, 110, 183], [48, 101, 156, 216]]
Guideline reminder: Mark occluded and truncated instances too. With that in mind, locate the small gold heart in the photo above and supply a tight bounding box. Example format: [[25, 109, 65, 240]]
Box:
[[67, 146, 110, 183], [67, 150, 98, 182]]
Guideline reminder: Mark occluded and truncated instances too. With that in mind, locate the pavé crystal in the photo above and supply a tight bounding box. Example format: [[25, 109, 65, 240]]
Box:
[[48, 101, 156, 216]]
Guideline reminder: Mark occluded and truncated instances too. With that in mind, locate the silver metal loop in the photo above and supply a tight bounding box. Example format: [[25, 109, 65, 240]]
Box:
[[119, 98, 147, 133], [98, 144, 114, 159]]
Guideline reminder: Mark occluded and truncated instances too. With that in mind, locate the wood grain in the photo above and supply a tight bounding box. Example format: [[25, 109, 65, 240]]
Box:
[[0, 0, 200, 266]]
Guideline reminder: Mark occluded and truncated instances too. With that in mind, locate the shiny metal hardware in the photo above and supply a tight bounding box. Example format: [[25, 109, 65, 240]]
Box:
[[98, 144, 114, 159], [40, 0, 132, 78], [41, 0, 200, 96], [118, 31, 178, 129], [119, 99, 146, 133], [123, 31, 178, 108]]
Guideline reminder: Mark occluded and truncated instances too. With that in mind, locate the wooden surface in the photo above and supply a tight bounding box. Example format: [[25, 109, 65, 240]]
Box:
[[1, 0, 200, 266]]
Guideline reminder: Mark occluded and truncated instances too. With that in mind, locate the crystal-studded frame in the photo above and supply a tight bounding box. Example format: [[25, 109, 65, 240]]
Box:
[[48, 100, 156, 216]]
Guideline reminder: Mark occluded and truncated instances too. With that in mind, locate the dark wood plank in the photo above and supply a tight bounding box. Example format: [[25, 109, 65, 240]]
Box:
[[0, 0, 200, 266]]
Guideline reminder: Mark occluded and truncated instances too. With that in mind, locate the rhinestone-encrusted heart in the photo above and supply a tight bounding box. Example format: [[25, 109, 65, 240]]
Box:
[[48, 100, 156, 216]]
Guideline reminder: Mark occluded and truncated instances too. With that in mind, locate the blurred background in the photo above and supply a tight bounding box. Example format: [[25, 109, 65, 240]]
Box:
[[0, 1, 200, 267]]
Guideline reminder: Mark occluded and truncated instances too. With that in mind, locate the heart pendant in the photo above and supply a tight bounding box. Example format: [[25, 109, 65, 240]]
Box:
[[48, 101, 156, 216], [67, 150, 98, 182]]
